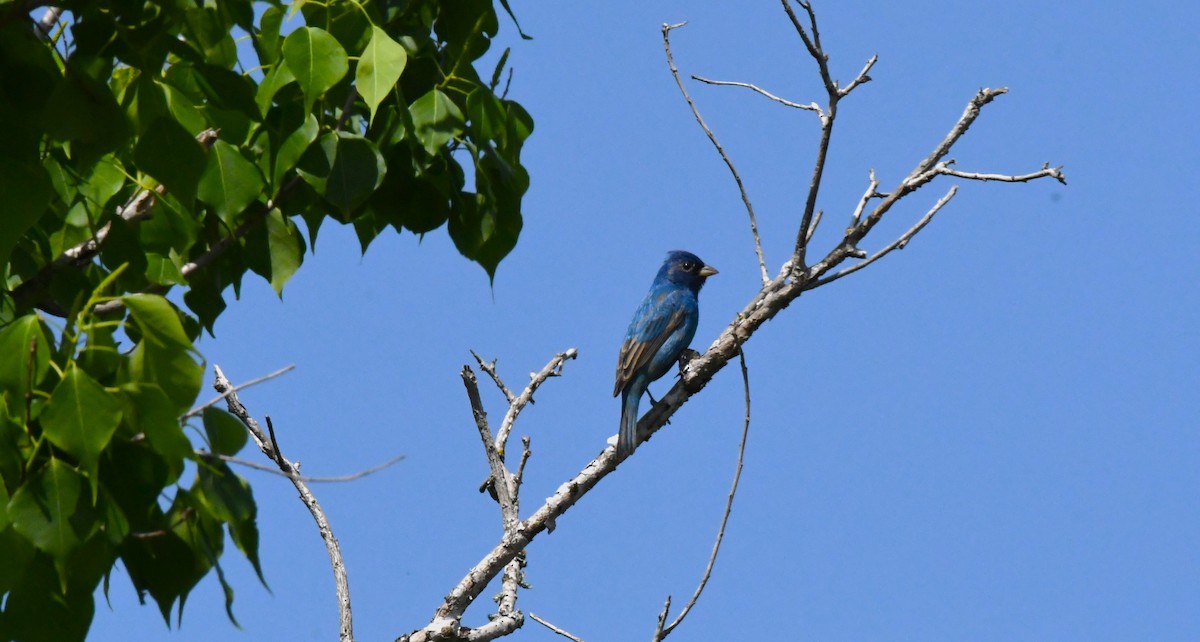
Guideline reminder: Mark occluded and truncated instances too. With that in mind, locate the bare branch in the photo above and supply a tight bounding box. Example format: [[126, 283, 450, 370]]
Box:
[[662, 21, 770, 285], [845, 87, 1009, 249], [471, 351, 517, 405], [209, 451, 405, 483], [805, 209, 823, 243], [848, 168, 882, 230], [778, 0, 842, 267], [529, 613, 585, 642], [839, 54, 878, 97], [400, 7, 1065, 640], [184, 364, 295, 419], [815, 185, 957, 288], [653, 348, 752, 641], [212, 365, 354, 642], [781, 1, 834, 96], [461, 367, 519, 529], [495, 348, 577, 455], [691, 76, 822, 115], [513, 436, 532, 489], [934, 161, 1067, 185]]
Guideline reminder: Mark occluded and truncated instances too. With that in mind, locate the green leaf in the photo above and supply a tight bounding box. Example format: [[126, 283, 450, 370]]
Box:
[[192, 64, 261, 121], [134, 118, 207, 204], [0, 158, 52, 269], [325, 133, 386, 214], [145, 252, 187, 286], [266, 209, 304, 295], [8, 460, 94, 575], [467, 89, 506, 141], [0, 473, 9, 530], [122, 294, 192, 351], [0, 526, 36, 594], [161, 81, 208, 135], [0, 315, 51, 400], [198, 461, 264, 584], [202, 407, 247, 457], [119, 527, 196, 625], [77, 155, 127, 222], [356, 26, 407, 124], [39, 365, 122, 483], [118, 384, 192, 485], [282, 27, 348, 113], [183, 7, 238, 68], [254, 5, 285, 66], [256, 59, 296, 116], [295, 132, 337, 194], [272, 113, 318, 189], [40, 62, 131, 167], [409, 89, 465, 156], [127, 343, 203, 417], [197, 139, 265, 227], [0, 551, 94, 642]]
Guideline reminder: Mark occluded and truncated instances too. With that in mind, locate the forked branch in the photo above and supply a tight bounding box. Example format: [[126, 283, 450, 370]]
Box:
[[212, 365, 354, 642]]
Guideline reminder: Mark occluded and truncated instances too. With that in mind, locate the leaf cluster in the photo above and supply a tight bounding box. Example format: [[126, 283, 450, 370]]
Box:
[[0, 0, 533, 639]]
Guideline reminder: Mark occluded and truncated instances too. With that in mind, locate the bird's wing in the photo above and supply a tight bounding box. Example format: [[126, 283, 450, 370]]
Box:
[[613, 296, 687, 397]]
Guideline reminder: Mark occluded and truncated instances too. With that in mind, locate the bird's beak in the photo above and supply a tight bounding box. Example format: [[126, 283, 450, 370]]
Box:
[[699, 265, 719, 278]]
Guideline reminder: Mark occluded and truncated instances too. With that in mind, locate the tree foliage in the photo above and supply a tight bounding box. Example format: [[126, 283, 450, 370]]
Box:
[[0, 0, 532, 639]]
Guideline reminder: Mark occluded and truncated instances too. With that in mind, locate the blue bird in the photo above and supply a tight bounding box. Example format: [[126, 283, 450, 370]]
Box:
[[614, 251, 718, 456]]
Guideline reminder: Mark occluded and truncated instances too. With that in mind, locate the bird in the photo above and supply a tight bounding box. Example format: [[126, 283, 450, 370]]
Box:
[[614, 250, 718, 457]]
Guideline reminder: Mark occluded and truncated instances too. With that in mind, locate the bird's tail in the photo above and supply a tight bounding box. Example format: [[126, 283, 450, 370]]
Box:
[[617, 387, 641, 457]]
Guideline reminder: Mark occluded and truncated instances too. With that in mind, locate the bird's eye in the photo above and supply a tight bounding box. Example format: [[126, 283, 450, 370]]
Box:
[[681, 261, 694, 271]]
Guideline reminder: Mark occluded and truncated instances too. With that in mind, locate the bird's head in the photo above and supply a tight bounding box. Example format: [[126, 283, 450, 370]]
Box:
[[658, 250, 718, 292]]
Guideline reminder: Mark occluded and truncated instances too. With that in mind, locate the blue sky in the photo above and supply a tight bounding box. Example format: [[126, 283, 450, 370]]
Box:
[[88, 1, 1199, 640]]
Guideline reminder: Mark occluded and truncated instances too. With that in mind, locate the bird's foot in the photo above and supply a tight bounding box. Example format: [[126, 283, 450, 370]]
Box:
[[676, 348, 701, 377]]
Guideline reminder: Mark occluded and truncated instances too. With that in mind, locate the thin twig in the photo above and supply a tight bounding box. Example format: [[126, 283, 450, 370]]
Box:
[[207, 451, 405, 482], [846, 88, 1014, 248], [513, 436, 532, 488], [805, 209, 823, 243], [815, 185, 957, 288], [471, 351, 517, 405], [212, 365, 354, 642], [494, 349, 577, 455], [780, 0, 838, 267], [935, 161, 1067, 185], [183, 364, 295, 419], [839, 54, 878, 97], [653, 348, 752, 641], [848, 168, 881, 230], [529, 613, 585, 642], [662, 22, 770, 285], [691, 76, 821, 114]]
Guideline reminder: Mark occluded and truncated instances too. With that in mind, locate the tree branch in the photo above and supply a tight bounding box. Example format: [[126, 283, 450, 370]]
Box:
[[207, 451, 405, 483], [11, 128, 219, 315], [183, 364, 295, 419], [934, 160, 1067, 185], [662, 22, 770, 285], [528, 613, 585, 642], [398, 7, 1065, 641], [691, 76, 822, 115], [212, 365, 354, 642], [813, 185, 957, 288], [653, 348, 752, 641], [495, 349, 577, 456]]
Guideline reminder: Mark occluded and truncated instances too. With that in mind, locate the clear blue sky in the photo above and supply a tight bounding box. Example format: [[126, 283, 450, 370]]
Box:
[[89, 2, 1199, 640]]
